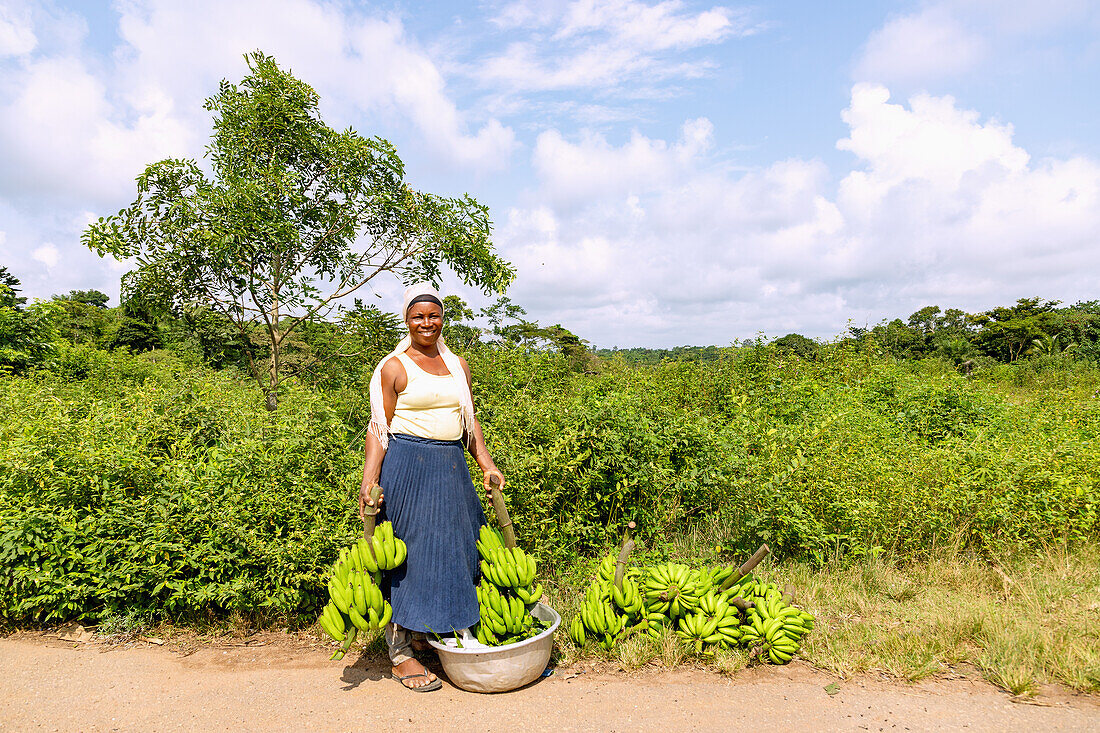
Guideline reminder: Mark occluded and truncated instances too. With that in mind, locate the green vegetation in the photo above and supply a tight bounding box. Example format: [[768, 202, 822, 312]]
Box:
[[84, 52, 513, 411], [2, 268, 1098, 693], [846, 298, 1100, 366], [2, 51, 1097, 695], [2, 294, 1098, 604]]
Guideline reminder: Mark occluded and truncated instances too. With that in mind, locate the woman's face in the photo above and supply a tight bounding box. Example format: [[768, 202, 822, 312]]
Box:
[[406, 301, 443, 348]]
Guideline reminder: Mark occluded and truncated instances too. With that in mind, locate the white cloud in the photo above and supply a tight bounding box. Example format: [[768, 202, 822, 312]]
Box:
[[0, 201, 133, 304], [3, 2, 1096, 348], [554, 0, 745, 50], [0, 0, 515, 210], [532, 117, 713, 206], [852, 1, 1100, 88], [480, 0, 759, 92], [0, 55, 194, 206], [499, 84, 1100, 346], [837, 83, 1027, 194], [113, 0, 516, 169], [854, 5, 987, 84], [0, 5, 36, 56], [31, 243, 58, 269]]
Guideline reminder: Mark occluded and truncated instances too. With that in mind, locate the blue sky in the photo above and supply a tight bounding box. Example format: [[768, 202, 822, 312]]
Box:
[[1, 0, 1098, 347]]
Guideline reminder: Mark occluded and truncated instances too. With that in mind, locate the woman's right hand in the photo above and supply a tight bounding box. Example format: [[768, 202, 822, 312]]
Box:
[[359, 482, 384, 521]]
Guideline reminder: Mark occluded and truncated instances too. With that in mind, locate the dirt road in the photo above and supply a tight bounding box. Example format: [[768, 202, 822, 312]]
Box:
[[2, 634, 1097, 732]]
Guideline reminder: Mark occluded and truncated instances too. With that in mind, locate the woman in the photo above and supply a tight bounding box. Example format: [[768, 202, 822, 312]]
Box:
[[358, 283, 504, 692]]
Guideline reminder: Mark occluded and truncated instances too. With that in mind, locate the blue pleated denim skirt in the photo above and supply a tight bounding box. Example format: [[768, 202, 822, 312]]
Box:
[[378, 433, 486, 634]]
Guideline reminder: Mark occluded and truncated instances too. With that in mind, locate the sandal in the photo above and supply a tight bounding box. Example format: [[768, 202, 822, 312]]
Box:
[[393, 671, 442, 692]]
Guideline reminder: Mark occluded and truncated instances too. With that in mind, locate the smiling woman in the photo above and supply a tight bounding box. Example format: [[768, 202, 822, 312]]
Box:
[[357, 282, 504, 691]]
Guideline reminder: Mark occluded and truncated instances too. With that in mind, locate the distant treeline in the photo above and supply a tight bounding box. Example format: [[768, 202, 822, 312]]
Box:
[[600, 298, 1100, 368], [595, 345, 726, 364], [0, 266, 591, 382], [2, 262, 1098, 377], [847, 298, 1100, 365]]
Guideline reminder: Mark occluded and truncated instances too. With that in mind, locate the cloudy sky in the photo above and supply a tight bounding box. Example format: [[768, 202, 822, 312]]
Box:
[[1, 0, 1098, 347]]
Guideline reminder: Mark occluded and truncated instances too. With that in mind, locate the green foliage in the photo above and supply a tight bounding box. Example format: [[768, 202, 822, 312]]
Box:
[[470, 343, 1098, 568], [0, 366, 363, 625], [772, 333, 819, 360], [442, 295, 482, 350], [850, 298, 1100, 368], [106, 316, 163, 353], [336, 300, 403, 368], [49, 295, 115, 345], [596, 345, 725, 364], [971, 298, 1064, 361], [0, 302, 59, 372], [169, 306, 251, 370], [0, 266, 28, 309], [1, 296, 1098, 628], [55, 289, 110, 308], [83, 51, 513, 411]]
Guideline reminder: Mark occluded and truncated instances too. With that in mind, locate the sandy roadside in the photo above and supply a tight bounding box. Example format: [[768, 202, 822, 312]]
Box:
[[2, 635, 1098, 732]]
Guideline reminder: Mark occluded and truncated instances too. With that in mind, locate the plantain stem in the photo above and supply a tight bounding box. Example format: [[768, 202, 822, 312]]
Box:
[[728, 595, 753, 612], [362, 484, 384, 561], [613, 522, 636, 590], [719, 543, 771, 591], [489, 475, 517, 549]]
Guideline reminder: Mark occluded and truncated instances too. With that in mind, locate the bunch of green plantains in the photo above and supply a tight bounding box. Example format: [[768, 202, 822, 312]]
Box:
[[474, 525, 547, 645], [317, 520, 407, 660], [569, 537, 814, 665]]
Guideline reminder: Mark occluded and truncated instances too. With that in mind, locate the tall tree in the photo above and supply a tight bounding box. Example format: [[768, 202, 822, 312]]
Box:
[[970, 297, 1061, 362], [55, 290, 110, 308], [84, 52, 513, 410], [0, 266, 27, 310], [480, 296, 528, 343], [442, 295, 481, 350]]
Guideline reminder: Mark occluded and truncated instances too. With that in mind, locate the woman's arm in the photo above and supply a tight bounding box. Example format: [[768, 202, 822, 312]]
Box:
[[359, 357, 405, 519], [460, 357, 504, 496]]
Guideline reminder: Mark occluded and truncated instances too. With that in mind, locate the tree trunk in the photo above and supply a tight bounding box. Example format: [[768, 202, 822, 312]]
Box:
[[266, 329, 280, 412]]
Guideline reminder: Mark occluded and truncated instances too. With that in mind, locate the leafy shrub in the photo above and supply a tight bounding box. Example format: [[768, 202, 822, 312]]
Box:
[[772, 333, 819, 360], [0, 367, 363, 625], [106, 317, 162, 353], [1, 342, 1097, 626], [0, 302, 58, 372]]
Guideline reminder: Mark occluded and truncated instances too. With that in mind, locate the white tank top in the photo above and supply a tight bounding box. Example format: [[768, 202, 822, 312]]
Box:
[[388, 352, 464, 441]]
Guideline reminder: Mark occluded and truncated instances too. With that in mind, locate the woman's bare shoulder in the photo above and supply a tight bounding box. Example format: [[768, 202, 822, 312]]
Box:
[[380, 354, 407, 389]]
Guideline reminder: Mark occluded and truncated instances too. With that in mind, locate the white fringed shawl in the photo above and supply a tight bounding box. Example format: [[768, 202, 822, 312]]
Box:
[[367, 284, 475, 451]]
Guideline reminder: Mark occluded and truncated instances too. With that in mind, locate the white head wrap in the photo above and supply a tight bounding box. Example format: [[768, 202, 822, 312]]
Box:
[[368, 283, 475, 451]]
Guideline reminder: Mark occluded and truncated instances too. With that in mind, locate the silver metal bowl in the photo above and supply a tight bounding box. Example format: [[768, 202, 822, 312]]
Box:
[[426, 602, 560, 693]]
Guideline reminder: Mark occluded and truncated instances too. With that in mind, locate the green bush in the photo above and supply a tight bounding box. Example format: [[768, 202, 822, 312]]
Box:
[[0, 302, 59, 372], [1, 341, 1097, 626], [0, 367, 364, 625]]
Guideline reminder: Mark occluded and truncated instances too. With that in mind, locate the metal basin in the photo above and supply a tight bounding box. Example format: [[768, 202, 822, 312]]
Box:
[[427, 602, 560, 693]]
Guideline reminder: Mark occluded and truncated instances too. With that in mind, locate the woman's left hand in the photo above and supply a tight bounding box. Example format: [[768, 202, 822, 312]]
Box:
[[482, 468, 505, 497]]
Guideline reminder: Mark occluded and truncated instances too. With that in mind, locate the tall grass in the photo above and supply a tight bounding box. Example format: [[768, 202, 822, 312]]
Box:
[[545, 544, 1100, 694]]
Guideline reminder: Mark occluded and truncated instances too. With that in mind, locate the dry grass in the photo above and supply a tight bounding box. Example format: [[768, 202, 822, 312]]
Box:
[[554, 545, 1099, 695], [713, 645, 750, 676], [614, 632, 660, 669], [545, 576, 589, 666], [768, 546, 1100, 694]]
